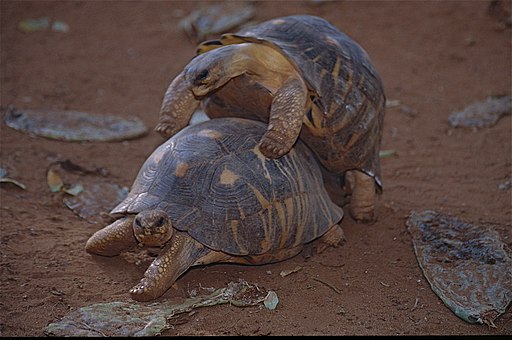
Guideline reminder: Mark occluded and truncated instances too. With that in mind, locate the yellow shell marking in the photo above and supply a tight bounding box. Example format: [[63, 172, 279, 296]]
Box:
[[230, 219, 248, 254], [219, 168, 239, 185], [175, 162, 189, 177], [151, 145, 168, 164], [332, 57, 342, 82], [252, 145, 272, 181], [247, 183, 270, 209], [198, 129, 223, 139], [324, 35, 341, 48], [270, 18, 286, 25], [274, 200, 287, 248]]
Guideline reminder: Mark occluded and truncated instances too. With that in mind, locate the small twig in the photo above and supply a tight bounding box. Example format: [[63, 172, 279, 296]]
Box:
[[312, 277, 341, 294], [379, 281, 390, 287], [78, 321, 107, 337], [411, 297, 419, 311], [408, 315, 419, 324], [318, 262, 346, 268], [49, 300, 67, 317], [232, 318, 243, 336]]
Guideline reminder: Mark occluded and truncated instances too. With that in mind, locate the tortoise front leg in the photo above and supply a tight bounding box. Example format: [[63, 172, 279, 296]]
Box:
[[129, 231, 211, 302], [155, 71, 200, 139], [85, 216, 138, 257], [346, 170, 376, 223], [258, 77, 308, 158]]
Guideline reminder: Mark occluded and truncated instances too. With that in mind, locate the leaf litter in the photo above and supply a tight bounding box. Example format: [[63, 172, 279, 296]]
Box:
[[0, 167, 26, 189], [18, 17, 69, 33], [448, 95, 512, 128], [406, 210, 512, 327], [179, 1, 255, 42], [46, 160, 128, 224], [263, 291, 279, 310], [4, 107, 148, 142], [45, 279, 270, 337]]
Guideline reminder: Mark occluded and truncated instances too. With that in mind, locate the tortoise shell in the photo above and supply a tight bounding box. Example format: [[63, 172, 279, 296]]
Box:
[[112, 117, 343, 256], [197, 15, 386, 188]]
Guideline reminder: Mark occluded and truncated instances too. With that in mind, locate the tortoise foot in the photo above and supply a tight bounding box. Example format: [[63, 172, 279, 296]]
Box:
[[154, 121, 179, 139], [258, 130, 292, 158], [346, 170, 376, 223], [350, 206, 375, 223], [129, 278, 160, 302], [316, 224, 345, 253]]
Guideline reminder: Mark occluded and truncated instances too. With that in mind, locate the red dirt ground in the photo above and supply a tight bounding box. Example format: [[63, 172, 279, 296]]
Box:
[[1, 0, 511, 336]]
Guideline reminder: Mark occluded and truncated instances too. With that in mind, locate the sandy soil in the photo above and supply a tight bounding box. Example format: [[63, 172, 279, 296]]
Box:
[[1, 0, 511, 336]]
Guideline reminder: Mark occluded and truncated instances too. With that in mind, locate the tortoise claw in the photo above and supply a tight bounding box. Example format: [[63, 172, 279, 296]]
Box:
[[259, 143, 286, 159], [258, 131, 291, 159], [129, 278, 156, 302], [154, 122, 179, 139]]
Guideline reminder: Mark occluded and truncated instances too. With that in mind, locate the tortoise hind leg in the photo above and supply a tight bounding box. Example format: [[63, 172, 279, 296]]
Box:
[[316, 224, 345, 254], [240, 245, 304, 265], [85, 216, 138, 257], [346, 170, 377, 223]]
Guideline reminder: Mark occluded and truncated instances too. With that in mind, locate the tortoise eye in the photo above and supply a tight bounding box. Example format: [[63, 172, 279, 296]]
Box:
[[195, 69, 209, 83], [157, 216, 165, 227], [134, 218, 141, 227]]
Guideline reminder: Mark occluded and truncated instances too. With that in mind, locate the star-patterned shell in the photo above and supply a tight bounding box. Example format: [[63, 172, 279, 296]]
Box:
[[112, 118, 343, 256], [198, 15, 386, 188]]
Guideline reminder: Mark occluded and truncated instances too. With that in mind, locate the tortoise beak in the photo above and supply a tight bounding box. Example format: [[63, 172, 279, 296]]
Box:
[[133, 210, 173, 247]]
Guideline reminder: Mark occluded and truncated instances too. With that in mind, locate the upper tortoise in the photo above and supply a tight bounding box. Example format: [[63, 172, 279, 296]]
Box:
[[86, 118, 345, 302], [155, 15, 386, 223]]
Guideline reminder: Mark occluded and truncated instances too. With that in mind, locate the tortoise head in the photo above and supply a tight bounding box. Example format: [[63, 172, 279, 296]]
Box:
[[133, 210, 173, 247], [185, 44, 248, 97]]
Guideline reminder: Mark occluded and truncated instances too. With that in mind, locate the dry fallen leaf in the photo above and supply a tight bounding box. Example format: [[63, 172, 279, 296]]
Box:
[[0, 167, 26, 189], [45, 280, 269, 336], [4, 107, 148, 142], [46, 168, 64, 192], [279, 266, 302, 277]]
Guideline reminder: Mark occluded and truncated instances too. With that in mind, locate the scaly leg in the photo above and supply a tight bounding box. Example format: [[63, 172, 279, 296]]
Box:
[[316, 224, 345, 254], [258, 77, 308, 158], [346, 170, 376, 223], [155, 71, 200, 139], [85, 216, 138, 257]]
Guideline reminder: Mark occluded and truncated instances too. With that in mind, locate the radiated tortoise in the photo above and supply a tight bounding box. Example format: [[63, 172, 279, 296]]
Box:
[[155, 15, 386, 223], [86, 117, 345, 302]]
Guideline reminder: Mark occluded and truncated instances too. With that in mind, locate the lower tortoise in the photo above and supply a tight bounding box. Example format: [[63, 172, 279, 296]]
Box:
[[86, 117, 345, 302], [155, 15, 386, 223]]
